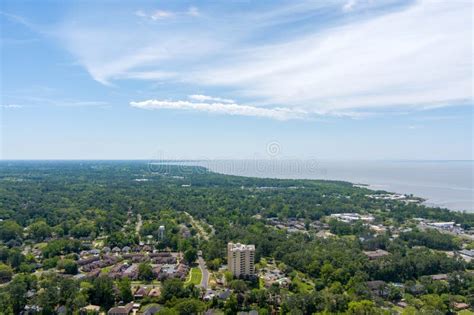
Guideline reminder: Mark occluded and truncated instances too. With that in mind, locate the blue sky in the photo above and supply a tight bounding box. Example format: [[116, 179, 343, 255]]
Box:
[[0, 0, 472, 160]]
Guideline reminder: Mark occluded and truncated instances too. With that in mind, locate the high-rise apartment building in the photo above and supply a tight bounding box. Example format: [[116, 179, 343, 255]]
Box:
[[227, 242, 255, 277]]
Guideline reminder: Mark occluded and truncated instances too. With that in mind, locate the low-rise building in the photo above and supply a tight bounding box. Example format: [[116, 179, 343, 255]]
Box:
[[430, 274, 448, 281], [330, 213, 374, 223], [363, 249, 390, 260], [80, 305, 100, 314], [108, 303, 134, 315]]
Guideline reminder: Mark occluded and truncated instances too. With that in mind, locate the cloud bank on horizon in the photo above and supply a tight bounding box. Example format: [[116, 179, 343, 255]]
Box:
[[47, 0, 474, 119]]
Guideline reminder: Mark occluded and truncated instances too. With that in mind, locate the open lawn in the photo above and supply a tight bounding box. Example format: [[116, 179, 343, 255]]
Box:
[[185, 267, 202, 285]]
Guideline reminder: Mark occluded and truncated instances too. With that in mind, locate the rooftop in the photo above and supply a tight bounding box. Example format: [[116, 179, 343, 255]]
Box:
[[228, 242, 255, 251]]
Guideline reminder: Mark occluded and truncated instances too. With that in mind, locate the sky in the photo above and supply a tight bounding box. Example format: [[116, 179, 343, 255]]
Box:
[[0, 0, 472, 160]]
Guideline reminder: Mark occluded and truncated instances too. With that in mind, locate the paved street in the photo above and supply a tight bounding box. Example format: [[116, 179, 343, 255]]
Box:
[[197, 255, 209, 290]]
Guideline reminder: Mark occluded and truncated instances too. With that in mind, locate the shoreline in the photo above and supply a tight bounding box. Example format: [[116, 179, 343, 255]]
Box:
[[173, 160, 473, 213]]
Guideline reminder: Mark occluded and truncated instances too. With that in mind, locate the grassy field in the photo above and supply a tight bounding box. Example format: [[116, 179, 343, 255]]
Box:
[[185, 267, 202, 285]]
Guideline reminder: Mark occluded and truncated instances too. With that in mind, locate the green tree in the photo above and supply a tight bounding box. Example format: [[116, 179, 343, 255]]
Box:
[[224, 293, 239, 314], [420, 294, 447, 313], [0, 221, 22, 242], [347, 300, 380, 314], [0, 263, 13, 283], [174, 298, 206, 315], [160, 279, 187, 302], [138, 263, 154, 281], [8, 277, 27, 314], [6, 249, 24, 270], [59, 259, 78, 275], [229, 280, 248, 293], [27, 221, 52, 241], [118, 277, 133, 303], [91, 276, 115, 310], [0, 291, 13, 315], [184, 249, 198, 264], [157, 308, 179, 315]]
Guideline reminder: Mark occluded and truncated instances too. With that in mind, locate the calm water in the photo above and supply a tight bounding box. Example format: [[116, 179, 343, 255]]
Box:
[[184, 160, 474, 212]]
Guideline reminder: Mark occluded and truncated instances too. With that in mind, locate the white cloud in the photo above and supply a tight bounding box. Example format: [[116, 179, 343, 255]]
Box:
[[187, 6, 200, 17], [150, 10, 174, 20], [342, 0, 357, 12], [135, 9, 174, 21], [188, 94, 234, 103], [135, 7, 199, 21], [192, 0, 472, 113], [1, 104, 23, 109], [3, 96, 109, 108], [130, 99, 307, 120], [57, 0, 472, 115]]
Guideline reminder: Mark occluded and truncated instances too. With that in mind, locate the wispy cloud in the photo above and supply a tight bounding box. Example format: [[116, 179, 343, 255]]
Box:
[[135, 6, 200, 21], [407, 125, 423, 130], [187, 6, 200, 17], [54, 0, 471, 116], [135, 9, 174, 21], [192, 0, 471, 114], [188, 94, 234, 104], [2, 97, 109, 109], [130, 99, 307, 120], [342, 0, 358, 12], [1, 104, 24, 109]]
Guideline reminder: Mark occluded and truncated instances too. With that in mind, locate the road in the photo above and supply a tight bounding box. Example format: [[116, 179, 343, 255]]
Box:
[[184, 212, 210, 241], [136, 213, 142, 241], [197, 255, 209, 290]]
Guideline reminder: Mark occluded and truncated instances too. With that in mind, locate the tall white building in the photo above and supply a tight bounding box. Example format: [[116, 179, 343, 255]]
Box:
[[227, 242, 255, 277], [159, 225, 165, 240]]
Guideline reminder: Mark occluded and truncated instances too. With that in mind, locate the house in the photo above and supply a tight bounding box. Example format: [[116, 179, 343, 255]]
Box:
[[78, 256, 100, 266], [315, 230, 334, 239], [218, 289, 232, 300], [107, 303, 134, 315], [143, 305, 161, 315], [80, 305, 101, 314], [55, 305, 67, 315], [86, 269, 101, 279], [363, 249, 390, 260], [276, 277, 291, 288], [453, 302, 470, 311], [459, 249, 474, 262], [176, 263, 189, 279], [203, 289, 216, 301], [122, 264, 139, 280], [152, 266, 162, 278], [148, 287, 161, 297], [134, 286, 150, 299], [21, 304, 42, 314], [112, 247, 121, 254], [406, 283, 425, 295], [430, 274, 448, 281], [366, 280, 388, 297]]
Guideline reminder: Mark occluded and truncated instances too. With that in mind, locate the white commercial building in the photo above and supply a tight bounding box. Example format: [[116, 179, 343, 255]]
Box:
[[227, 242, 255, 277]]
